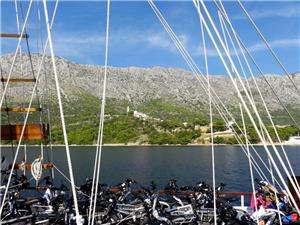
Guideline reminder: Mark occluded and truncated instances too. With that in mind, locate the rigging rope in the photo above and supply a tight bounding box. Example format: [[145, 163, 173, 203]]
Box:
[[206, 0, 288, 199], [149, 0, 286, 205], [24, 145, 27, 176], [0, 0, 66, 219], [34, 0, 50, 172], [0, 0, 33, 108], [53, 164, 80, 189], [0, 0, 27, 163], [197, 2, 217, 225], [148, 0, 285, 198], [42, 1, 82, 224], [0, 63, 16, 160], [240, 104, 258, 222], [39, 0, 58, 182], [202, 0, 280, 187], [89, 1, 111, 224], [218, 12, 256, 105], [230, 30, 300, 195], [0, 0, 34, 217], [19, 1, 46, 161], [215, 0, 300, 180], [195, 0, 300, 212], [205, 0, 292, 195], [217, 0, 297, 130], [147, 0, 282, 189], [215, 2, 300, 200], [15, 0, 26, 118], [237, 0, 300, 97]]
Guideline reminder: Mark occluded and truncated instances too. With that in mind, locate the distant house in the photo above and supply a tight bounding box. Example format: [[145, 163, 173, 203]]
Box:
[[133, 111, 149, 120]]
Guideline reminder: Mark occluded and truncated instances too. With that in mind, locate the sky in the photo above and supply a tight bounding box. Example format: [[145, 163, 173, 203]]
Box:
[[1, 1, 300, 75]]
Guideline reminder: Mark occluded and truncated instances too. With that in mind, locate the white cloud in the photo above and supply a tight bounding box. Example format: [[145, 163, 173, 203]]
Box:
[[17, 23, 298, 64], [47, 29, 183, 62], [233, 5, 299, 20], [248, 38, 300, 52], [192, 38, 300, 58], [194, 45, 219, 57], [146, 34, 173, 49], [145, 33, 188, 53], [51, 32, 105, 61], [106, 28, 189, 54]]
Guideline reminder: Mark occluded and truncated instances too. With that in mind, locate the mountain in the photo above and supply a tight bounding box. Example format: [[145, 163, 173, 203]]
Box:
[[0, 53, 300, 144], [1, 53, 299, 110]]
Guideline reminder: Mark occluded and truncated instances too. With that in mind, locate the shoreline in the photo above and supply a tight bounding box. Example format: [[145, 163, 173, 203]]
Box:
[[0, 143, 299, 147]]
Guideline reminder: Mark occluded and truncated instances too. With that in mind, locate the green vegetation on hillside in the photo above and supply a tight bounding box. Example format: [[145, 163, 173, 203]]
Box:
[[1, 96, 299, 145]]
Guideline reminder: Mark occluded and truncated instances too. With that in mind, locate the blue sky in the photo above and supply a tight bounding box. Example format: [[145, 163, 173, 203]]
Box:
[[1, 1, 299, 75]]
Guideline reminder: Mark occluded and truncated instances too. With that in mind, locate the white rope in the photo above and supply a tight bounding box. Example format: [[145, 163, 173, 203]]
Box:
[[31, 156, 43, 184], [148, 0, 234, 135], [212, 102, 277, 186], [212, 99, 284, 188], [32, 0, 46, 167], [202, 0, 285, 194], [235, 33, 300, 193], [226, 24, 300, 129], [53, 164, 78, 188], [218, 11, 278, 186], [42, 1, 82, 224], [196, 0, 300, 212], [214, 105, 281, 187], [218, 13, 278, 191], [148, 0, 241, 147], [216, 3, 300, 199], [218, 12, 255, 104], [205, 6, 271, 222], [202, 0, 286, 195], [240, 104, 258, 221], [148, 0, 285, 196], [37, 1, 45, 51], [268, 158, 284, 225], [14, 0, 24, 71], [24, 145, 27, 176], [197, 2, 217, 224], [219, 10, 267, 148], [42, 0, 58, 181], [0, 0, 59, 216], [89, 0, 111, 224], [53, 165, 91, 199], [0, 0, 33, 108], [14, 0, 21, 36], [0, 0, 34, 217], [14, 0, 25, 103], [237, 0, 300, 96], [203, 0, 299, 208], [41, 143, 44, 159], [217, 0, 299, 187], [150, 0, 285, 206], [183, 4, 273, 186], [147, 0, 281, 188], [148, 7, 288, 221]]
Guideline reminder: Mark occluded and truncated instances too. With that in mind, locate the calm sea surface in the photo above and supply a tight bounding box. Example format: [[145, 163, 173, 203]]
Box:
[[1, 146, 299, 192]]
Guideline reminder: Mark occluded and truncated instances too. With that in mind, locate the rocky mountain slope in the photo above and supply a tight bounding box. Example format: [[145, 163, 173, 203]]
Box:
[[1, 53, 300, 115]]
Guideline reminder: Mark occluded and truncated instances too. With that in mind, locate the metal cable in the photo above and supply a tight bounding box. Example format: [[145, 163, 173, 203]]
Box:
[[237, 0, 300, 97]]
